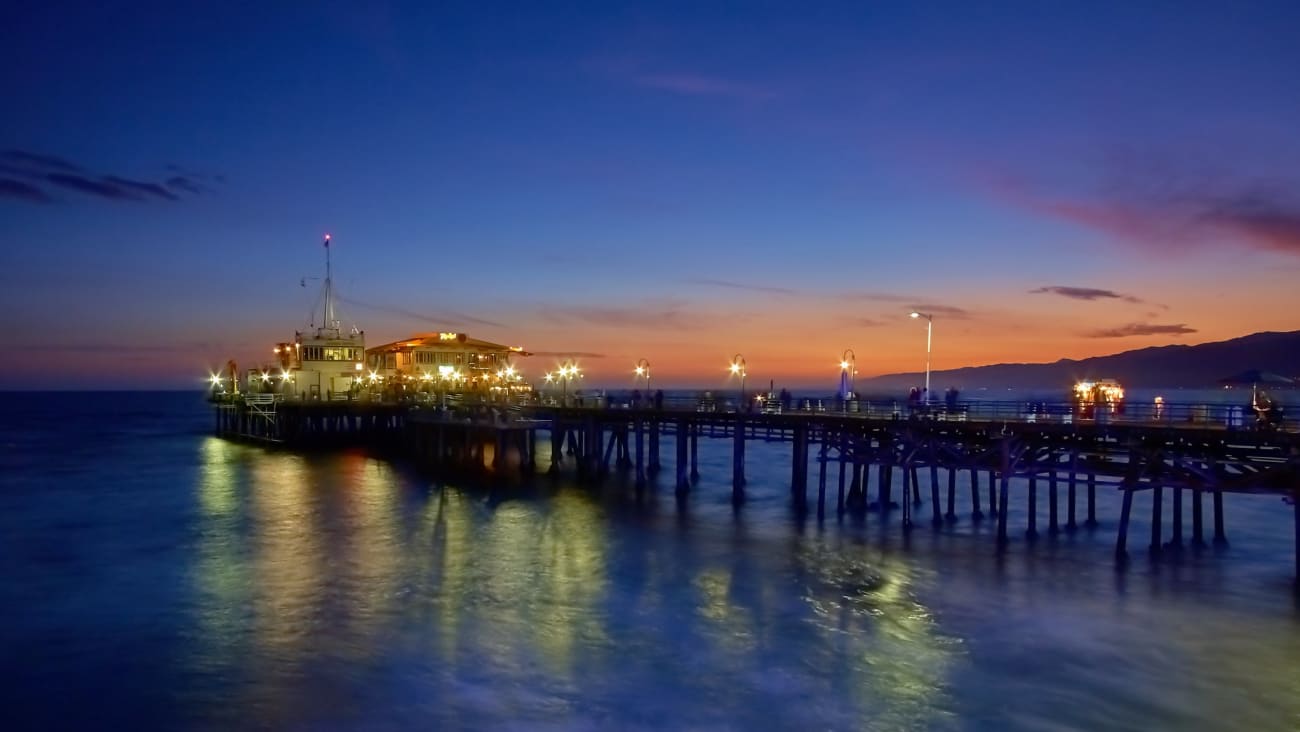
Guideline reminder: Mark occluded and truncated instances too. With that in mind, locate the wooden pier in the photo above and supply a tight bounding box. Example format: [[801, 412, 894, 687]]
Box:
[[212, 396, 1300, 582]]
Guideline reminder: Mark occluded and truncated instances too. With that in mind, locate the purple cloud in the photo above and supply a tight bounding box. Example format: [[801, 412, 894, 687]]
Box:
[[3, 149, 80, 172], [836, 291, 915, 303], [0, 151, 212, 204], [538, 304, 701, 329], [907, 304, 971, 319], [529, 351, 607, 359], [687, 278, 798, 296], [103, 176, 178, 201], [985, 163, 1300, 256], [165, 176, 204, 194], [1199, 197, 1300, 255], [1029, 285, 1142, 303], [45, 173, 140, 200], [847, 317, 886, 327], [337, 295, 506, 329], [1084, 322, 1197, 338], [0, 178, 52, 203], [635, 73, 777, 102]]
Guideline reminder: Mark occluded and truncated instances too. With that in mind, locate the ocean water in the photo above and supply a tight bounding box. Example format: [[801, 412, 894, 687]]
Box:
[[1, 391, 1297, 731]]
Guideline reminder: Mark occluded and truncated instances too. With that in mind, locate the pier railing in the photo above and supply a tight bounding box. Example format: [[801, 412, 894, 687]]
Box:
[[210, 390, 1291, 431], [527, 395, 1291, 431]]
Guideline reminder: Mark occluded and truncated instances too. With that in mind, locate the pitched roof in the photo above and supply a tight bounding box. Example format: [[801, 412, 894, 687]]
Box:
[[365, 332, 530, 356]]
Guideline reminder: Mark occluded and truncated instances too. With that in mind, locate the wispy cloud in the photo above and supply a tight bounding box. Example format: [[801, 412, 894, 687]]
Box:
[[1029, 285, 1142, 303], [1084, 322, 1197, 338], [19, 342, 213, 354], [45, 173, 141, 200], [2, 150, 80, 172], [103, 175, 178, 201], [338, 295, 506, 329], [165, 176, 204, 194], [0, 150, 217, 205], [1199, 196, 1300, 255], [837, 291, 915, 303], [529, 351, 607, 359], [635, 73, 777, 102], [537, 303, 702, 329], [907, 304, 971, 319], [984, 160, 1300, 256], [686, 278, 798, 296], [846, 316, 886, 327], [0, 178, 52, 203]]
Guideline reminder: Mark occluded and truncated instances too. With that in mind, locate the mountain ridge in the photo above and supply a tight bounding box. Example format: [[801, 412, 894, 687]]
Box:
[[859, 330, 1300, 391]]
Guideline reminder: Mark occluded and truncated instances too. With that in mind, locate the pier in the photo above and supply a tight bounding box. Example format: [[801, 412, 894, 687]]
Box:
[[213, 394, 1300, 582]]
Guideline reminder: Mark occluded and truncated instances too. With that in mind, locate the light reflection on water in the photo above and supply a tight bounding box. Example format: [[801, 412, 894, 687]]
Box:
[[187, 437, 965, 730], [1, 393, 1297, 730]]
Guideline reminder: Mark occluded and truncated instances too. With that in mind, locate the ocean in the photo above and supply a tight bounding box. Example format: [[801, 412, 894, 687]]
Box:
[[1, 391, 1297, 730]]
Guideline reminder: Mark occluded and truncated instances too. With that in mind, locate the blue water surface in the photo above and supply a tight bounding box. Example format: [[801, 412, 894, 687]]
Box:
[[0, 392, 1297, 731]]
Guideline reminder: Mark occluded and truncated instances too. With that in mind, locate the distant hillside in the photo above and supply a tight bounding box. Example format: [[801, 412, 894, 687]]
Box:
[[860, 331, 1300, 391]]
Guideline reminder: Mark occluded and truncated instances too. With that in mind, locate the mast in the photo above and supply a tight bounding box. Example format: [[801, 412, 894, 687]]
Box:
[[322, 234, 336, 332]]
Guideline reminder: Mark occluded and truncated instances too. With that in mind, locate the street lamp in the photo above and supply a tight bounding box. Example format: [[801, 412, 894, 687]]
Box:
[[557, 361, 580, 405], [634, 358, 651, 393], [840, 348, 856, 399], [729, 353, 747, 407], [909, 311, 933, 404]]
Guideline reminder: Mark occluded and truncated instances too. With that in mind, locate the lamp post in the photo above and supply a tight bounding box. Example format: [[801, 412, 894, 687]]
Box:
[[729, 353, 747, 408], [909, 311, 933, 404], [634, 358, 651, 393], [840, 348, 856, 399], [557, 361, 580, 405]]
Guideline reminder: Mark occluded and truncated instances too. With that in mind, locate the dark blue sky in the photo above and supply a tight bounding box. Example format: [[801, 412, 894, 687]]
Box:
[[4, 2, 1299, 389]]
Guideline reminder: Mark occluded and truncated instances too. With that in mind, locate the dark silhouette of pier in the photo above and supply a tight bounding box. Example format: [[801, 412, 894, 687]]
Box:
[[212, 395, 1300, 584]]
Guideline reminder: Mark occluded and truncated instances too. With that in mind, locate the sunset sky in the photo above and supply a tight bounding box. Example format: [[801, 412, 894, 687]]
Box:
[[4, 2, 1299, 390]]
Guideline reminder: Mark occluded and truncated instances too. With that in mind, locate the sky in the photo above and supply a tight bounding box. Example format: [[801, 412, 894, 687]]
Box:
[[3, 1, 1300, 390]]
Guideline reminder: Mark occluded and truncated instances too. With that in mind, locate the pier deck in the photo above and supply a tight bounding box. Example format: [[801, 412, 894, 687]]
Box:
[[211, 395, 1300, 583]]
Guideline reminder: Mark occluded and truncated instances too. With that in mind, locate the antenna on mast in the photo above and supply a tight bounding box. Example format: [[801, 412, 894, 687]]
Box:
[[322, 233, 336, 332]]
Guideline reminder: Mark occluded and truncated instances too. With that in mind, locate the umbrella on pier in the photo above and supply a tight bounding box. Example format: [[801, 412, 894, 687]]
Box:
[[1217, 369, 1294, 406]]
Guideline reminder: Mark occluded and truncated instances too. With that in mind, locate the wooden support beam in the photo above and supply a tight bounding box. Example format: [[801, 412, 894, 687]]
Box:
[[1048, 464, 1059, 535], [1171, 483, 1184, 551], [1213, 490, 1227, 546], [988, 468, 998, 518], [970, 467, 983, 521], [1086, 471, 1098, 527], [1116, 487, 1135, 564], [732, 416, 745, 503], [930, 449, 943, 527], [635, 418, 646, 489], [675, 421, 690, 495], [1150, 485, 1164, 557], [1027, 475, 1038, 540], [1067, 449, 1078, 530], [690, 425, 699, 481], [946, 466, 957, 522], [997, 447, 1012, 550], [648, 419, 660, 475]]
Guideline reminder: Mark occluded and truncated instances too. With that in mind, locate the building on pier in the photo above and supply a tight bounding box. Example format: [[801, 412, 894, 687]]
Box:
[[225, 235, 366, 400], [364, 332, 531, 395]]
